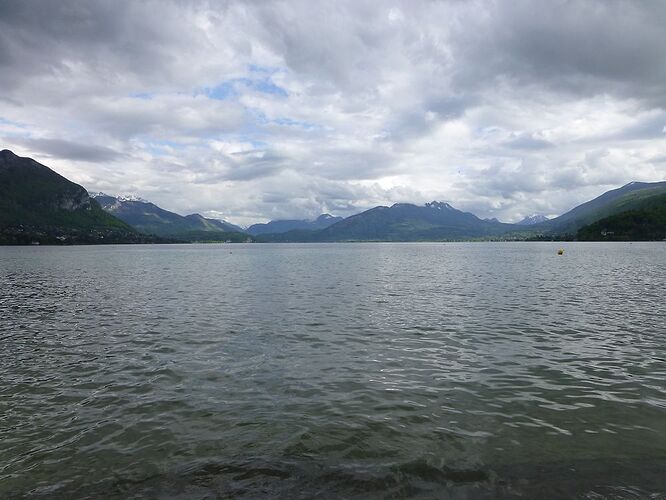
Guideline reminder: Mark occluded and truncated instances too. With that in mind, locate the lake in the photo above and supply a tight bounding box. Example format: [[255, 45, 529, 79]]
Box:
[[1, 242, 665, 498]]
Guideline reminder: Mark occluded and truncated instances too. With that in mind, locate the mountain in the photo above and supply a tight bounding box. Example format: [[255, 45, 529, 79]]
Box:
[[577, 192, 666, 241], [535, 181, 666, 235], [517, 214, 549, 225], [92, 193, 246, 240], [261, 201, 519, 242], [0, 150, 153, 244], [184, 213, 243, 233], [247, 214, 343, 236]]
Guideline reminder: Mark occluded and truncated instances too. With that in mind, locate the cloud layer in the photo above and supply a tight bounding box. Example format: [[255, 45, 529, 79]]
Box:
[[1, 0, 665, 224]]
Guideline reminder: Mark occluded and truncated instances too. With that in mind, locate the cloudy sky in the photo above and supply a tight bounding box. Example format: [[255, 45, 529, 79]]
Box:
[[1, 0, 665, 224]]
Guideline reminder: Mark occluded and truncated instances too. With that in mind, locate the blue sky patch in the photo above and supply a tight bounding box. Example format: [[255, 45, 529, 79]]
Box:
[[204, 75, 288, 101], [272, 117, 319, 130], [129, 92, 155, 100]]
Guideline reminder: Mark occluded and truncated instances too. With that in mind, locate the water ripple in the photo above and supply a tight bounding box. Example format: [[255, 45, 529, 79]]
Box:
[[1, 242, 665, 498]]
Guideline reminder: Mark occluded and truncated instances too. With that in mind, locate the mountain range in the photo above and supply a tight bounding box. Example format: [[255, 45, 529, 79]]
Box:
[[1, 150, 664, 244], [261, 201, 519, 242], [91, 193, 248, 242], [255, 183, 666, 242], [247, 214, 343, 236]]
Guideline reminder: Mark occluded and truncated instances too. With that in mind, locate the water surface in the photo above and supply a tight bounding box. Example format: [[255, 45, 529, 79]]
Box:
[[1, 242, 665, 498]]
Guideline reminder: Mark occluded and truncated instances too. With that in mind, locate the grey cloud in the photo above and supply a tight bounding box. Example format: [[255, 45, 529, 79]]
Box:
[[504, 136, 554, 150], [224, 152, 286, 182], [451, 1, 666, 105], [473, 162, 547, 197], [250, 2, 385, 92], [8, 137, 123, 162], [606, 112, 666, 142], [0, 0, 241, 106], [75, 97, 247, 140], [427, 96, 477, 121], [381, 94, 478, 143]]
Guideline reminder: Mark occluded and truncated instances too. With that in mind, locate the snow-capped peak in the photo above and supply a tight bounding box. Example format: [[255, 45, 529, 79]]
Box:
[[425, 201, 453, 210], [89, 192, 148, 203], [117, 194, 149, 203], [517, 214, 549, 225]]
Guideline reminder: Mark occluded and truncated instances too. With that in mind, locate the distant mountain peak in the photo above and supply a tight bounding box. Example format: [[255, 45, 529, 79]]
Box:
[[90, 192, 149, 203], [117, 194, 149, 203], [425, 201, 454, 210], [247, 213, 343, 236], [95, 194, 243, 235], [517, 214, 549, 225]]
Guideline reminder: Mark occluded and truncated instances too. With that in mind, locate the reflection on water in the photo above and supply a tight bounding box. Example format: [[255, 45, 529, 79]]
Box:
[[1, 242, 665, 498]]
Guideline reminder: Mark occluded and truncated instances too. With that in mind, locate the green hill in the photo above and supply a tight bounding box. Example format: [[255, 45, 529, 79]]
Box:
[[535, 181, 666, 236], [576, 193, 666, 241], [0, 150, 156, 244]]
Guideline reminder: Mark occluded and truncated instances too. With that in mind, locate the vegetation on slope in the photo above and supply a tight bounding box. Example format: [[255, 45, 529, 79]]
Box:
[[0, 150, 157, 245], [577, 193, 666, 241], [93, 194, 248, 242], [535, 181, 666, 236]]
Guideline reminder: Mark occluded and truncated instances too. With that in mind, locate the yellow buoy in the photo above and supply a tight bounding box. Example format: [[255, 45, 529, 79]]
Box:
[[557, 249, 564, 255]]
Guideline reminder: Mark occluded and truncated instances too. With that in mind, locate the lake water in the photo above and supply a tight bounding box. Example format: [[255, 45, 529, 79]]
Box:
[[1, 242, 665, 499]]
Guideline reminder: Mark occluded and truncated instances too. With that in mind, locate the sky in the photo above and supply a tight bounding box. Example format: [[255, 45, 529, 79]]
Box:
[[1, 0, 665, 225]]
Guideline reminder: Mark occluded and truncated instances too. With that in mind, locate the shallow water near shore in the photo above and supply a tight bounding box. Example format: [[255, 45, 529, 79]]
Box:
[[1, 242, 665, 498]]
